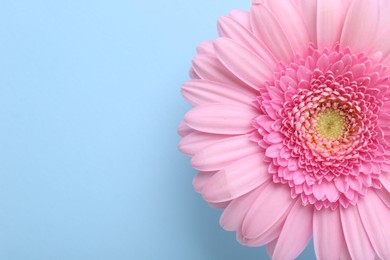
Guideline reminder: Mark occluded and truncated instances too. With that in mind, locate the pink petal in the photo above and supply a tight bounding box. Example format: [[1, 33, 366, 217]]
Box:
[[335, 177, 348, 193], [340, 206, 375, 260], [376, 188, 390, 209], [372, 27, 390, 59], [237, 205, 291, 247], [237, 203, 294, 246], [380, 172, 390, 192], [192, 55, 254, 91], [184, 103, 258, 135], [272, 201, 313, 260], [189, 67, 199, 79], [202, 154, 271, 203], [193, 171, 216, 193], [220, 184, 268, 231], [250, 3, 294, 64], [326, 182, 340, 202], [293, 0, 317, 43], [178, 132, 234, 156], [266, 131, 285, 144], [214, 38, 273, 91], [182, 79, 255, 106], [340, 0, 379, 52], [267, 0, 310, 54], [265, 143, 284, 158], [208, 201, 230, 209], [196, 41, 214, 56], [191, 135, 260, 171], [313, 209, 345, 260], [357, 190, 390, 259], [266, 239, 278, 258], [217, 16, 277, 69], [313, 181, 327, 200], [228, 9, 250, 30], [177, 121, 193, 137], [242, 182, 294, 239], [267, 86, 283, 101], [316, 0, 350, 50]]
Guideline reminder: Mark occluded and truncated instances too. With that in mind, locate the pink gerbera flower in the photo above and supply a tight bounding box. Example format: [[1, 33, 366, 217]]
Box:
[[179, 0, 390, 259]]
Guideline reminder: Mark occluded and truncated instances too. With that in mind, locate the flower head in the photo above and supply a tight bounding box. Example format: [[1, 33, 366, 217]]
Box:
[[179, 0, 390, 259]]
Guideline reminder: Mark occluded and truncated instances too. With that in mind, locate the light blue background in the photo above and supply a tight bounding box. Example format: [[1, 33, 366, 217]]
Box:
[[0, 1, 315, 259]]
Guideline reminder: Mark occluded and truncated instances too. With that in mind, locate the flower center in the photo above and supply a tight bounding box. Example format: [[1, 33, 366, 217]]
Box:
[[253, 45, 389, 209], [316, 109, 345, 140]]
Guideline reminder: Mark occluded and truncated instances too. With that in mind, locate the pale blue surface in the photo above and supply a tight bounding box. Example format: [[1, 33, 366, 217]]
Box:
[[0, 1, 316, 259]]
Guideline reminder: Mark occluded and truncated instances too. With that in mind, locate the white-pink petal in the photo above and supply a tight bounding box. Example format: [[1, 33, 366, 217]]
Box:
[[202, 154, 271, 203], [184, 103, 258, 135], [214, 38, 273, 91], [272, 201, 313, 259], [191, 135, 260, 171]]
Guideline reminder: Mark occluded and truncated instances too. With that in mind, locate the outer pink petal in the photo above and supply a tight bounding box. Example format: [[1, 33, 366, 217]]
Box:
[[340, 0, 379, 52], [220, 183, 268, 231], [238, 203, 292, 247], [192, 55, 254, 92], [357, 189, 390, 259], [242, 182, 294, 239], [376, 188, 390, 209], [177, 121, 193, 137], [178, 132, 234, 156], [182, 79, 255, 106], [250, 3, 294, 64], [189, 67, 199, 79], [208, 201, 230, 209], [313, 209, 345, 260], [214, 38, 273, 91], [201, 154, 271, 203], [191, 135, 260, 171], [228, 10, 251, 31], [193, 171, 216, 193], [184, 103, 258, 135], [293, 0, 317, 44], [266, 239, 277, 258], [379, 171, 390, 192], [217, 16, 278, 69], [316, 0, 350, 50], [196, 41, 214, 56], [267, 0, 310, 55], [272, 201, 313, 260], [340, 206, 375, 260], [372, 28, 390, 59]]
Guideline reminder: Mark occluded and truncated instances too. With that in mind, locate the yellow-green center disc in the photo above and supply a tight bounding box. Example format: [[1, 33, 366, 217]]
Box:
[[316, 109, 346, 140]]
